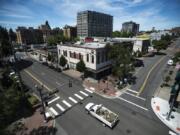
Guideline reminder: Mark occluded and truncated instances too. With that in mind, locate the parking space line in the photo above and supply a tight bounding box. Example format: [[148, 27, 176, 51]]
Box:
[[62, 100, 72, 107], [117, 97, 149, 111], [85, 88, 93, 93], [127, 88, 138, 94], [48, 96, 60, 104], [124, 91, 146, 101], [80, 91, 88, 96], [56, 103, 65, 112], [69, 97, 78, 103], [74, 94, 83, 100], [49, 107, 59, 116]]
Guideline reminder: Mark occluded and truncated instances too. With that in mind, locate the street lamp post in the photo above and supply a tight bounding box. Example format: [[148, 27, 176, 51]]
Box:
[[35, 84, 47, 122]]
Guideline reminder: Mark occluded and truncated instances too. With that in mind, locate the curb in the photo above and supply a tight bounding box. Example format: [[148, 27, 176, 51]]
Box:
[[151, 97, 180, 134], [83, 84, 130, 99]]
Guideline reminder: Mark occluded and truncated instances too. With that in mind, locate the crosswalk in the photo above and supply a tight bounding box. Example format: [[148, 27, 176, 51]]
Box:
[[46, 88, 93, 117], [118, 88, 148, 111]]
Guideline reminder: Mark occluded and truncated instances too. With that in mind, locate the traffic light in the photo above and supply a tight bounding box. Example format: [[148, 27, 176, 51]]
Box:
[[45, 101, 48, 107]]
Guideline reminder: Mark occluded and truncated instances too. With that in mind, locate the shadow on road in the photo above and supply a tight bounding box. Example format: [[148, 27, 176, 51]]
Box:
[[155, 52, 166, 55], [15, 59, 33, 71]]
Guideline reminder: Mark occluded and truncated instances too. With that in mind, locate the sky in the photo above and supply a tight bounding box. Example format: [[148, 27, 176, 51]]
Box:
[[0, 0, 180, 31]]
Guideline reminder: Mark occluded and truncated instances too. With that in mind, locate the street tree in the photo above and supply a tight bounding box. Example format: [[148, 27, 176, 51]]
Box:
[[152, 40, 168, 52], [0, 26, 12, 59], [106, 43, 134, 81], [47, 36, 56, 46], [76, 59, 86, 72], [8, 28, 16, 42], [47, 53, 52, 61], [59, 55, 67, 67]]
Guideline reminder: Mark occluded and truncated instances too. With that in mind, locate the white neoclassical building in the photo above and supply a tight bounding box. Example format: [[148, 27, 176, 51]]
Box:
[[57, 42, 112, 79]]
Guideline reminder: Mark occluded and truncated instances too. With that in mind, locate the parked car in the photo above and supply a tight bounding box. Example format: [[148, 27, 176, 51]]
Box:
[[167, 59, 173, 66]]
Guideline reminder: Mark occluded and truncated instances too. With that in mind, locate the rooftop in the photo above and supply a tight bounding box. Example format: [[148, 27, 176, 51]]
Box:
[[58, 42, 107, 49]]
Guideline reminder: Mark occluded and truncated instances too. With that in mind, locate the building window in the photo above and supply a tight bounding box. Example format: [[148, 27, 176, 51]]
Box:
[[91, 55, 94, 63], [86, 54, 89, 62], [63, 50, 67, 57], [69, 51, 71, 57], [74, 52, 76, 58]]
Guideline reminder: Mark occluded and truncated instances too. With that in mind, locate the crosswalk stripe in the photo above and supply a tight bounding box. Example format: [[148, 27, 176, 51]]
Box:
[[124, 91, 146, 101], [74, 93, 83, 100], [169, 130, 176, 135], [80, 91, 88, 96], [48, 96, 60, 104], [56, 103, 65, 112], [62, 100, 72, 107], [127, 88, 138, 94], [117, 97, 148, 111], [69, 97, 78, 103], [85, 88, 93, 93], [49, 107, 59, 116]]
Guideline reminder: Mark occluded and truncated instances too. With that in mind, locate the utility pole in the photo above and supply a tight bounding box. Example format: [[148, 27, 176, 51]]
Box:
[[35, 84, 47, 122], [166, 83, 179, 120]]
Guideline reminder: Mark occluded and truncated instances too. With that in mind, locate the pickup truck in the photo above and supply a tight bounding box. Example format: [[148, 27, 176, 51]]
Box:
[[85, 103, 119, 128]]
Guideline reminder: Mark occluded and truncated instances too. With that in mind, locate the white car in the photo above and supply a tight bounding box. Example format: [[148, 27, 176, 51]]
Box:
[[167, 59, 173, 66]]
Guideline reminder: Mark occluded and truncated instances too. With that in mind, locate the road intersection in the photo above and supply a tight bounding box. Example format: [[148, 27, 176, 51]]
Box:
[[17, 38, 180, 135]]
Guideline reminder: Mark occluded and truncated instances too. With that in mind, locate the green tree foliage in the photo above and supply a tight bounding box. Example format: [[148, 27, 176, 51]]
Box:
[[8, 28, 16, 42], [59, 55, 67, 67], [173, 51, 180, 63], [152, 40, 168, 52], [112, 31, 134, 38], [106, 43, 134, 80], [47, 53, 52, 61], [76, 59, 86, 72], [47, 36, 56, 46], [0, 70, 22, 130], [0, 26, 12, 58]]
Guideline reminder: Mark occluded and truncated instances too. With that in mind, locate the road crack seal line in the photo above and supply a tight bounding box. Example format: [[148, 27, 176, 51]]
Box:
[[137, 56, 166, 96]]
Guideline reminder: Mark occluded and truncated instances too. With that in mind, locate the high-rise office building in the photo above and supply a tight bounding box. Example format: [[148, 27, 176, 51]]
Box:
[[121, 21, 139, 35], [77, 10, 113, 37]]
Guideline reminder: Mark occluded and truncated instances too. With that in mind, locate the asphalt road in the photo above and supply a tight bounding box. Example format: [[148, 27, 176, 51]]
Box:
[[18, 38, 180, 135]]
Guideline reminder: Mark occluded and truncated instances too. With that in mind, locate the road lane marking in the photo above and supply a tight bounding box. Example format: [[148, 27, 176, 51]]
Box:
[[24, 70, 52, 91], [127, 88, 138, 94], [48, 96, 60, 104], [117, 97, 149, 111], [124, 91, 146, 101], [49, 107, 59, 116], [56, 103, 65, 112], [62, 100, 72, 107], [56, 82, 62, 86], [74, 94, 83, 100], [69, 97, 78, 103], [80, 91, 88, 96], [137, 56, 165, 96], [85, 88, 93, 93], [169, 130, 176, 135], [90, 87, 95, 91]]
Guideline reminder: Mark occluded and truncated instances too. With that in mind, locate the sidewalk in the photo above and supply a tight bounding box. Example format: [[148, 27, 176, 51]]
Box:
[[83, 77, 128, 98], [151, 97, 180, 134], [7, 107, 55, 135]]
